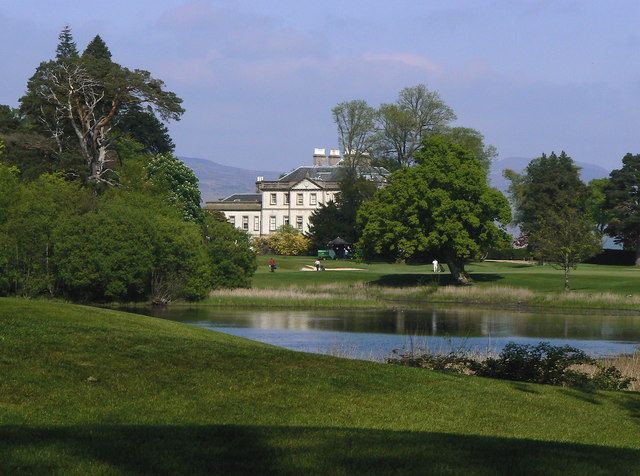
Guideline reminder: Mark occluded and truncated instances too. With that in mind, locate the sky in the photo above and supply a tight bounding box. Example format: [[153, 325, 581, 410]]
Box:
[[2, 0, 640, 171]]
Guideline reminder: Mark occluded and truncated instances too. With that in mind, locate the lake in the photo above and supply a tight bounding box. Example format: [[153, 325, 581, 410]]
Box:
[[131, 306, 640, 360]]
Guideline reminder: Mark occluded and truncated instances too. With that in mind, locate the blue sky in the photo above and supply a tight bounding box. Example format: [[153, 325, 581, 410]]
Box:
[[2, 0, 639, 171]]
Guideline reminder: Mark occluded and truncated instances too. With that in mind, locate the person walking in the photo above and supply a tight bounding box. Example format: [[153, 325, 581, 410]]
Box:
[[314, 259, 321, 271], [432, 259, 439, 273], [268, 257, 277, 272]]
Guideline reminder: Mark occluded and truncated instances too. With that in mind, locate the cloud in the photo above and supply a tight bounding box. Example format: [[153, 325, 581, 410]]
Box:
[[361, 53, 443, 75]]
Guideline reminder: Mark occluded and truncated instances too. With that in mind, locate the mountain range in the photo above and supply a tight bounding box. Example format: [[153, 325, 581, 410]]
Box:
[[182, 156, 611, 202], [180, 156, 281, 202]]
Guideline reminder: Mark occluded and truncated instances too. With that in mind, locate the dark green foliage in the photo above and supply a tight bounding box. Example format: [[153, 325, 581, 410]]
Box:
[[53, 192, 210, 302], [358, 135, 511, 283], [506, 151, 588, 235], [203, 211, 257, 289], [388, 342, 634, 390], [587, 178, 611, 232], [0, 105, 21, 132], [55, 25, 78, 61], [604, 153, 640, 265], [53, 200, 156, 301], [308, 201, 349, 250], [308, 173, 376, 250], [82, 35, 112, 60], [116, 104, 175, 154]]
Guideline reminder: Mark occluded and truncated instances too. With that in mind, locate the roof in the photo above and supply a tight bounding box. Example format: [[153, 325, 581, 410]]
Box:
[[278, 165, 389, 183], [257, 165, 389, 191], [219, 193, 262, 203], [328, 236, 351, 246]]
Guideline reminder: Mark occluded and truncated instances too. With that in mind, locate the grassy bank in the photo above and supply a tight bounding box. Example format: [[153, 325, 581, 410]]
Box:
[[196, 257, 640, 311], [1, 298, 639, 474]]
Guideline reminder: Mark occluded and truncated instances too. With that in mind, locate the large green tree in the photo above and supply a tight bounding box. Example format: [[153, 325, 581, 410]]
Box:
[[505, 152, 588, 237], [358, 136, 511, 283], [604, 153, 640, 265]]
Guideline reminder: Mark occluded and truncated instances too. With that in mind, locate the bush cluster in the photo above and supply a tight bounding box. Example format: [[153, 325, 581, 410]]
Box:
[[388, 342, 634, 391], [0, 161, 257, 303], [253, 225, 311, 256]]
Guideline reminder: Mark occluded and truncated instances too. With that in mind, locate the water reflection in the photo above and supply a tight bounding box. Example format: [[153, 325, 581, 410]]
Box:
[[132, 306, 640, 360]]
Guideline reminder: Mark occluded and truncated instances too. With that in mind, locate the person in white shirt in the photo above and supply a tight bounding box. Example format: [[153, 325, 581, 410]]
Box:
[[432, 259, 439, 273]]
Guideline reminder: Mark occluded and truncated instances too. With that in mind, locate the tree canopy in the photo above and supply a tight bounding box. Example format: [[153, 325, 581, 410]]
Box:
[[604, 153, 640, 265], [505, 151, 587, 237], [358, 136, 511, 283]]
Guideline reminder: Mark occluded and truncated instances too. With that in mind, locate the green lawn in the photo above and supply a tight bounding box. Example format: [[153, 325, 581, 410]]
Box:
[[1, 298, 639, 474], [253, 256, 640, 294]]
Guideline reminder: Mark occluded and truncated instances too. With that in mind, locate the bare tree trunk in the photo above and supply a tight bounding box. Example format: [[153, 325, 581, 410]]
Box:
[[564, 254, 570, 291], [635, 242, 640, 267]]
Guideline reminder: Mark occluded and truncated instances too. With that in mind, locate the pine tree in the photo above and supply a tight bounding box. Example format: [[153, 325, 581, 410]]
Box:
[[83, 35, 112, 60], [55, 25, 78, 60]]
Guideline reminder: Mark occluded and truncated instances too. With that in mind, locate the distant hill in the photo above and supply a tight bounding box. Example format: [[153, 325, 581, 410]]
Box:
[[180, 157, 281, 202], [489, 157, 610, 193]]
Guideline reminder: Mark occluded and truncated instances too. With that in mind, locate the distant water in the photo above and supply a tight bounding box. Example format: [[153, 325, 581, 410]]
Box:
[[130, 306, 640, 361]]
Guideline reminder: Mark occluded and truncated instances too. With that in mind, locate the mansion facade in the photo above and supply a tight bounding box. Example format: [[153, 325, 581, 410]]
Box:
[[205, 148, 388, 236]]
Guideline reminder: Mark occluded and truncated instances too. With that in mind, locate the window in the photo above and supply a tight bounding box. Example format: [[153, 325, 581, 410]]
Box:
[[296, 215, 303, 231], [242, 216, 249, 230], [310, 193, 317, 205], [296, 193, 303, 205], [228, 216, 235, 226], [253, 216, 260, 231], [284, 216, 290, 226], [270, 193, 277, 205], [269, 216, 276, 231], [284, 193, 290, 205]]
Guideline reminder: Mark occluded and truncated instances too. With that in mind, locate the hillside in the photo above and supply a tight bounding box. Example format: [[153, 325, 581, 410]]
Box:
[[180, 156, 281, 202], [1, 298, 639, 474], [490, 157, 610, 193]]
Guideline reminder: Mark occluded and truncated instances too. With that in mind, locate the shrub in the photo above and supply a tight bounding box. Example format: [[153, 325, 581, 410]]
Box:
[[388, 341, 634, 391], [264, 225, 311, 256], [203, 211, 257, 289]]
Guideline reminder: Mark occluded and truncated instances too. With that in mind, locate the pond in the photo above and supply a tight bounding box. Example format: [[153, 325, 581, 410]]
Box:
[[129, 306, 640, 361]]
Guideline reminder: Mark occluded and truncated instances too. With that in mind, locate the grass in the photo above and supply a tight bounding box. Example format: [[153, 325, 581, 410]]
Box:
[[1, 298, 640, 474], [196, 256, 640, 311]]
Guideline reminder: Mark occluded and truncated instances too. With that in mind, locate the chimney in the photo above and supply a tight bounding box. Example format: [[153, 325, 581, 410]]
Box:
[[313, 148, 327, 166], [328, 149, 341, 166]]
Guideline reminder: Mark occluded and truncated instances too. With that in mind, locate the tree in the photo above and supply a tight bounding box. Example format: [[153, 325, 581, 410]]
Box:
[[82, 35, 112, 60], [308, 174, 377, 249], [529, 208, 601, 291], [145, 153, 203, 223], [358, 136, 511, 283], [604, 153, 640, 265], [116, 104, 175, 154], [586, 178, 611, 233], [440, 127, 496, 173], [505, 152, 587, 236], [332, 100, 377, 174], [20, 28, 184, 185], [203, 212, 257, 289], [375, 84, 456, 169], [55, 25, 78, 61]]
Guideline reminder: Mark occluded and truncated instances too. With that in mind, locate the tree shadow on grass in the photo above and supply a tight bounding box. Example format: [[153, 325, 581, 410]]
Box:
[[1, 424, 639, 475], [370, 273, 504, 287]]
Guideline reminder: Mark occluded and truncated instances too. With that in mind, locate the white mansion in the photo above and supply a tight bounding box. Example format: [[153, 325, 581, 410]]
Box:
[[205, 148, 388, 236]]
